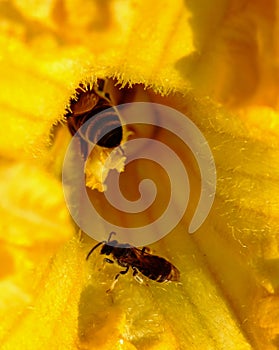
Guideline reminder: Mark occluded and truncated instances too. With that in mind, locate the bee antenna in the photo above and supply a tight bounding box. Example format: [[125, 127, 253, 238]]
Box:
[[86, 241, 104, 260], [108, 231, 116, 243]]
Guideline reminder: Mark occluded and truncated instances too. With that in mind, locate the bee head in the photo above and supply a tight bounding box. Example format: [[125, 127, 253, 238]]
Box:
[[100, 243, 114, 255]]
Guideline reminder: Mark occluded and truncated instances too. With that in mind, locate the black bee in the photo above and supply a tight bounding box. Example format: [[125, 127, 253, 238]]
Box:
[[65, 79, 123, 157], [86, 232, 180, 292]]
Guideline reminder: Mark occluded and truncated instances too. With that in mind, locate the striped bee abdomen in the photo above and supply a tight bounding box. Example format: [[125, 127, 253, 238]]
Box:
[[66, 82, 123, 154], [87, 108, 123, 148]]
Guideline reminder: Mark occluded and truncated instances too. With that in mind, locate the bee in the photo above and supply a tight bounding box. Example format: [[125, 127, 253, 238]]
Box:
[[86, 232, 180, 292], [65, 79, 123, 157]]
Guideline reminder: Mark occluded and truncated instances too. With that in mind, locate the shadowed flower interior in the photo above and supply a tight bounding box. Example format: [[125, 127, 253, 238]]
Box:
[[0, 1, 278, 350]]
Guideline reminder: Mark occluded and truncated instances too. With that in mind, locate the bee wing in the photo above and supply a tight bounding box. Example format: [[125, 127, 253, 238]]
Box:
[[132, 248, 180, 282], [168, 263, 180, 282]]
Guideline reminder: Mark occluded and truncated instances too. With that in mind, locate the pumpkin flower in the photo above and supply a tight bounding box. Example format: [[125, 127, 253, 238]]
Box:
[[0, 0, 278, 349]]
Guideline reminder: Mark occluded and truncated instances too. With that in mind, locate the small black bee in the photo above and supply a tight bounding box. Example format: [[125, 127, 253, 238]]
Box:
[[65, 79, 123, 157], [86, 232, 180, 292]]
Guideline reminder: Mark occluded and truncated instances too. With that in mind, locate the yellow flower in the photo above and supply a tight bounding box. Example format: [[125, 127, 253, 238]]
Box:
[[0, 0, 278, 349]]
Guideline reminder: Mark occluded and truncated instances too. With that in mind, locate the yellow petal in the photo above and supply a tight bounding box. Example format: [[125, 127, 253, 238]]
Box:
[[0, 161, 73, 247], [1, 237, 84, 350], [0, 0, 278, 349], [176, 0, 279, 108], [0, 160, 74, 341]]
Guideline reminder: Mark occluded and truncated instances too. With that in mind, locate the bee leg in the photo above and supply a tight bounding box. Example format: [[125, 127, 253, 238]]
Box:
[[132, 267, 144, 284], [132, 267, 149, 286], [96, 78, 105, 92], [141, 247, 150, 254], [106, 266, 129, 293], [98, 257, 114, 271]]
